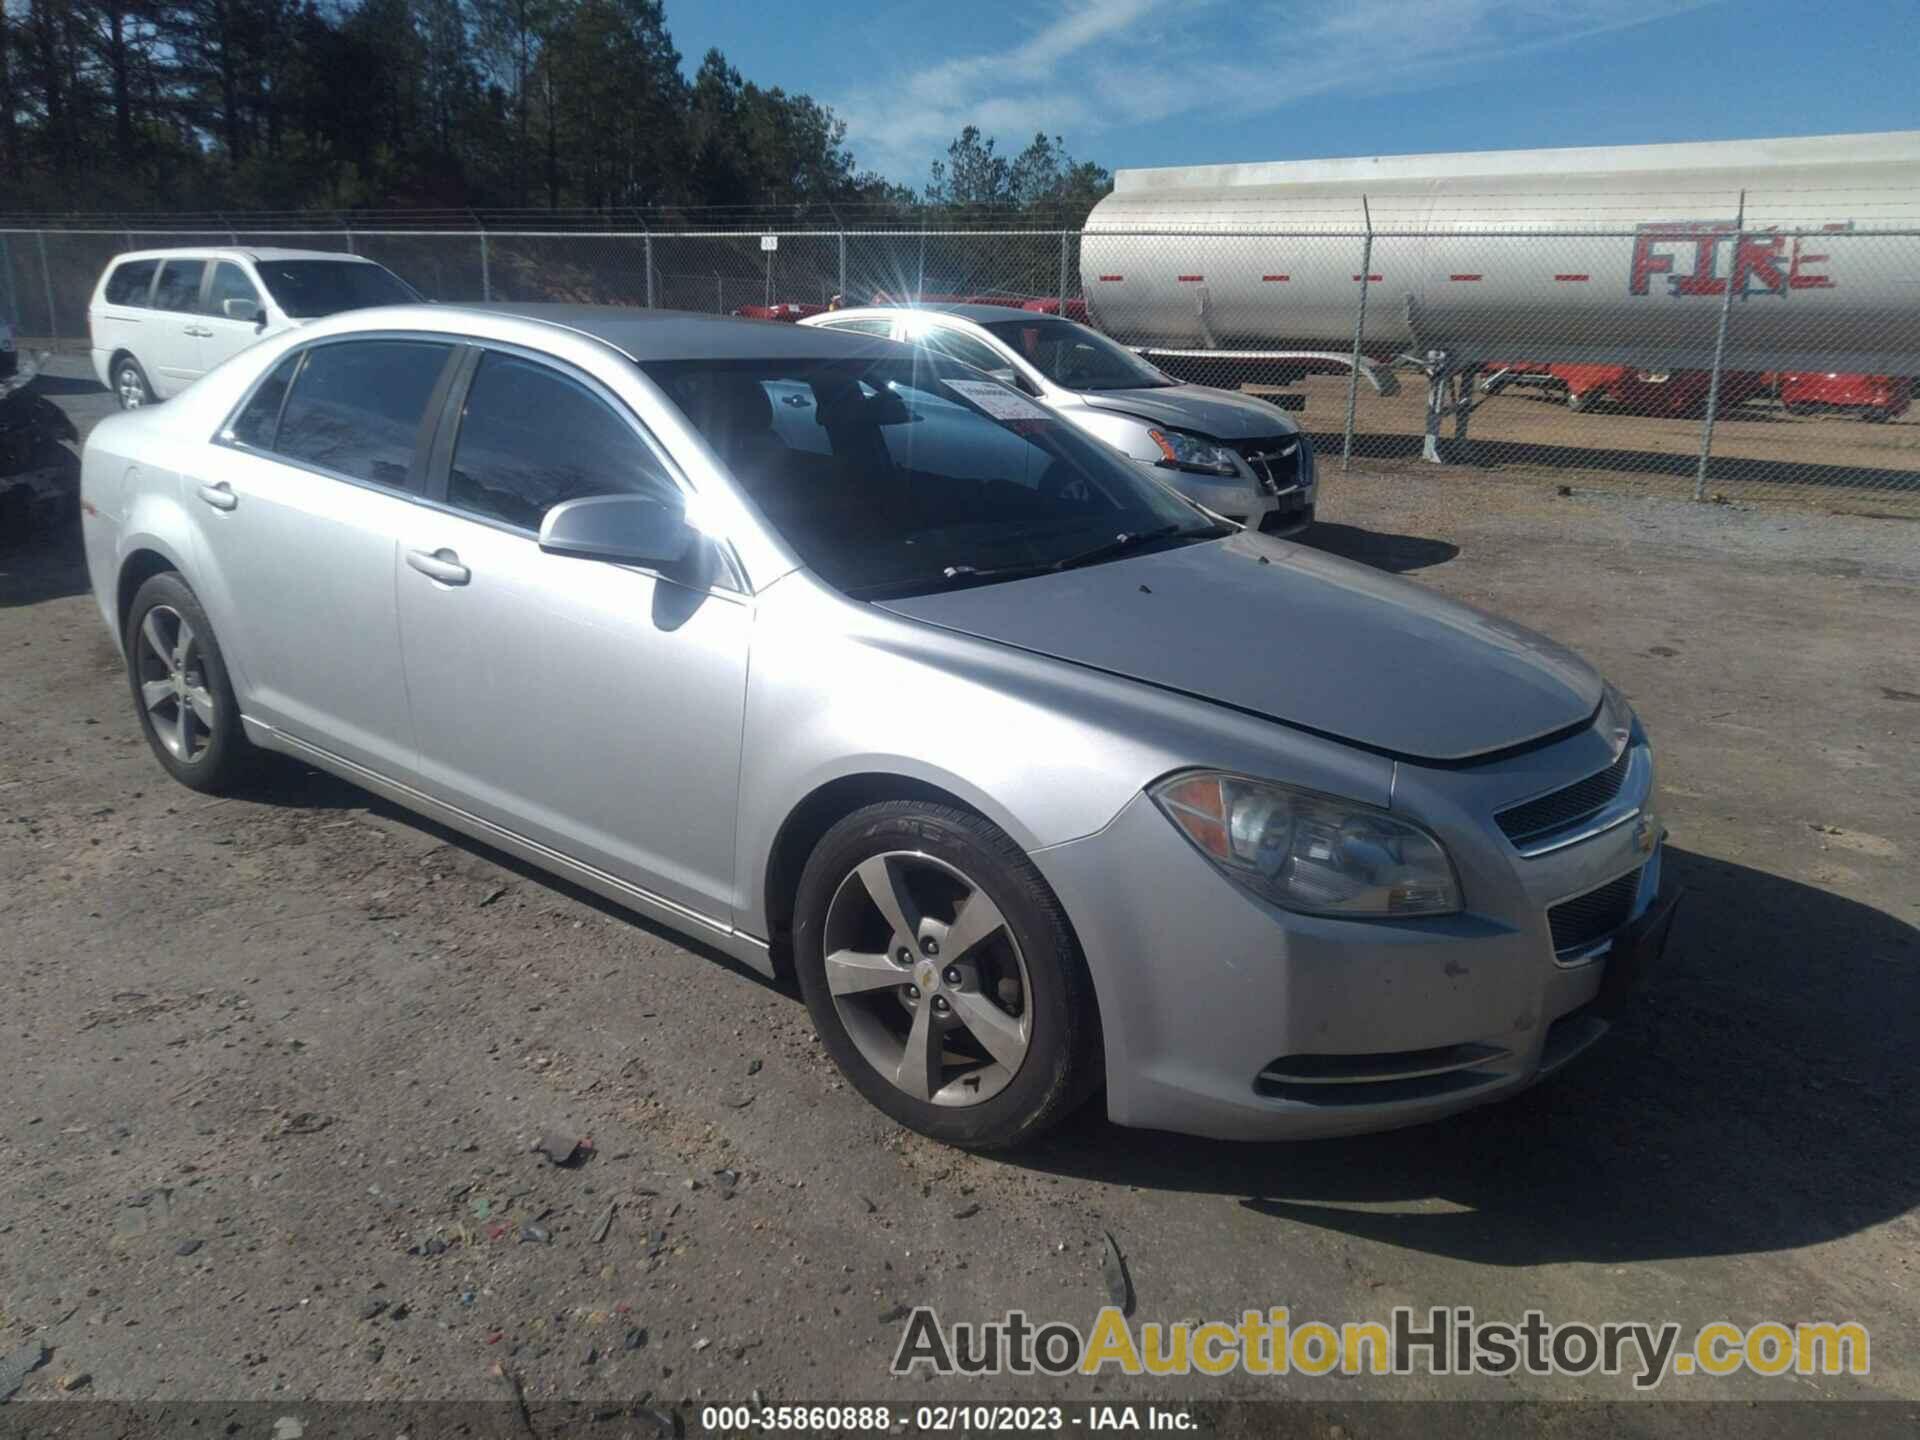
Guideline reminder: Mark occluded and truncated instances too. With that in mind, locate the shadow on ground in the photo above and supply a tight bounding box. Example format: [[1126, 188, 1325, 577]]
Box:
[[0, 521, 88, 605], [1295, 521, 1458, 574], [1010, 846, 1920, 1266], [25, 372, 109, 398], [253, 758, 791, 996]]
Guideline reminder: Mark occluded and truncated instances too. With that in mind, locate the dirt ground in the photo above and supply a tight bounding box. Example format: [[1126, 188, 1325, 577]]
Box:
[[1, 365, 1916, 1429]]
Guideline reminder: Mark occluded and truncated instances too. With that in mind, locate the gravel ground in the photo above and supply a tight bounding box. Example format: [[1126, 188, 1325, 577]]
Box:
[[1, 365, 1916, 1428]]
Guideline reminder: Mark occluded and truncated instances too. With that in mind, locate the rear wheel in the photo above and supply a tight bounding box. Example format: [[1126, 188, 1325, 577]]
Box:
[[113, 356, 154, 410], [125, 571, 258, 793], [793, 801, 1100, 1149]]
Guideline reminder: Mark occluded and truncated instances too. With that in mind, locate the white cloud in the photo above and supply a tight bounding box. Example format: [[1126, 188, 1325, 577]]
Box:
[[834, 0, 1717, 183]]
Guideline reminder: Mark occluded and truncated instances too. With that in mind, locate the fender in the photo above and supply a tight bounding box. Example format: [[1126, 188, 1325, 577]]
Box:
[[115, 484, 261, 704]]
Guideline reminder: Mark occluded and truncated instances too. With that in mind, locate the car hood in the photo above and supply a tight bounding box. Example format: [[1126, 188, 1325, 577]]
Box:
[[875, 532, 1603, 763], [1075, 384, 1299, 440]]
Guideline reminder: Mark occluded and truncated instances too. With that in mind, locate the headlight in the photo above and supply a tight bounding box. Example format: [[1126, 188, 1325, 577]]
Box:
[[1151, 771, 1462, 917], [1599, 679, 1634, 749], [1147, 427, 1240, 478]]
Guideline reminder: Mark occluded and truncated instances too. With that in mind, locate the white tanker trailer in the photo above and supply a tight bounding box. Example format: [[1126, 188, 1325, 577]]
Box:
[[1081, 132, 1920, 457]]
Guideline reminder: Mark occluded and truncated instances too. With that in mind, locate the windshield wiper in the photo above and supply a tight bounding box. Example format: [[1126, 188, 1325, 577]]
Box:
[[1049, 522, 1226, 572], [843, 561, 1056, 599], [844, 523, 1227, 599]]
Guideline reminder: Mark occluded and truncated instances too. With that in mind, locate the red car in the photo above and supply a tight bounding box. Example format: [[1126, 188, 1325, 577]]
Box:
[[1774, 371, 1912, 421], [1483, 362, 1766, 417]]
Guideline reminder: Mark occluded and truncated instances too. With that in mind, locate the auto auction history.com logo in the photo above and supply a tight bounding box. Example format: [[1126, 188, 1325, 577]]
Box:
[[891, 1306, 1870, 1390]]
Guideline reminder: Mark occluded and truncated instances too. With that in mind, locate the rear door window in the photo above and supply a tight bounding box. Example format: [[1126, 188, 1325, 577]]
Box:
[[915, 324, 1010, 375], [152, 259, 207, 313], [273, 340, 454, 490], [103, 259, 158, 306], [820, 317, 895, 337]]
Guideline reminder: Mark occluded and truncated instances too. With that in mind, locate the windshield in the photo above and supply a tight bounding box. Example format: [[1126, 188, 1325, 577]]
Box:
[[254, 260, 420, 318], [982, 316, 1174, 391], [642, 354, 1218, 598]]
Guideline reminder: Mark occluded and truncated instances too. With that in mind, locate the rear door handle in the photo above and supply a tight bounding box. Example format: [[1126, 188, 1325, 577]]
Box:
[[406, 547, 470, 586], [196, 481, 238, 511], [184, 325, 211, 337]]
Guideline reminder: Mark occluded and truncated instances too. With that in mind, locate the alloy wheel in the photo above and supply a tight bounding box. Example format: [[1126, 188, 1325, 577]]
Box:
[[117, 365, 146, 409], [136, 605, 215, 763], [821, 850, 1033, 1107]]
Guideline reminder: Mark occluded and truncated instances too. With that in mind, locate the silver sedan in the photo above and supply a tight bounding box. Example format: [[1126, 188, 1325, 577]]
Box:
[[802, 305, 1317, 534], [80, 303, 1676, 1149]]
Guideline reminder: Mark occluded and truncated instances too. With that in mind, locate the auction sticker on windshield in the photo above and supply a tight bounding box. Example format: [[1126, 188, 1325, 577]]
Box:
[[945, 378, 1054, 423]]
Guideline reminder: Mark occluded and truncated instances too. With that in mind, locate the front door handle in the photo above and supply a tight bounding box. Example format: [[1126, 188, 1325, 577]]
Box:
[[406, 547, 470, 586], [196, 481, 238, 511]]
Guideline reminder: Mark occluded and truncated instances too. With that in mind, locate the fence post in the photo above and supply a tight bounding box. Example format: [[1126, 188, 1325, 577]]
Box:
[[35, 230, 57, 345], [1058, 230, 1069, 314], [644, 234, 655, 309], [837, 232, 846, 305], [1340, 198, 1374, 473], [1694, 190, 1745, 502], [479, 229, 492, 302]]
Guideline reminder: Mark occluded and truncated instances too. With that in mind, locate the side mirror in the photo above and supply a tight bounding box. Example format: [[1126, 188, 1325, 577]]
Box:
[[538, 493, 696, 569], [223, 297, 263, 325]]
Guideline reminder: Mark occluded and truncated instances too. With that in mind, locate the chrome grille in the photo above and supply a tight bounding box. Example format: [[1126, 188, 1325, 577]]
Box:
[[1547, 868, 1641, 957], [1496, 746, 1632, 847], [1231, 436, 1301, 495]]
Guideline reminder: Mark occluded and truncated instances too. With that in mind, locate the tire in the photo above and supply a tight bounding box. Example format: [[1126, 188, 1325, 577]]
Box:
[[1565, 388, 1593, 413], [113, 355, 154, 411], [124, 571, 259, 793], [793, 800, 1101, 1149]]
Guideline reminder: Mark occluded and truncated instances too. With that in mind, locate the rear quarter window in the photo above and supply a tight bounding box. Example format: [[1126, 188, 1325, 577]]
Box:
[[103, 259, 158, 307]]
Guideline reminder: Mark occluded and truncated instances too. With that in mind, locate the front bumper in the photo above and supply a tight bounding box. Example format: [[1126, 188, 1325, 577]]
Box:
[[1031, 728, 1670, 1141], [1137, 459, 1315, 531]]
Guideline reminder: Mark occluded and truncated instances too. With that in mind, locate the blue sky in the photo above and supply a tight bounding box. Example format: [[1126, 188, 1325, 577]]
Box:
[[665, 0, 1916, 187]]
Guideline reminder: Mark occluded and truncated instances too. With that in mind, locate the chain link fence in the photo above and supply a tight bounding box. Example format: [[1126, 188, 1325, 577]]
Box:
[[4, 220, 1916, 506]]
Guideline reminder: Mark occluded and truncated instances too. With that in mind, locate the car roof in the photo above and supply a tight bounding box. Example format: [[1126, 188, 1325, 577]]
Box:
[[290, 302, 907, 363], [107, 246, 380, 265], [820, 303, 1067, 327]]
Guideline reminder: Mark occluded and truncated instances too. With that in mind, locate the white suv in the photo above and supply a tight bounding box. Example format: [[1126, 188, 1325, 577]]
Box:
[[88, 247, 419, 409]]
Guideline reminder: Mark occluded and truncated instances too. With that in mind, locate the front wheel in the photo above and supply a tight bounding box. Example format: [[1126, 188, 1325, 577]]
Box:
[[125, 571, 258, 792], [793, 801, 1101, 1149]]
